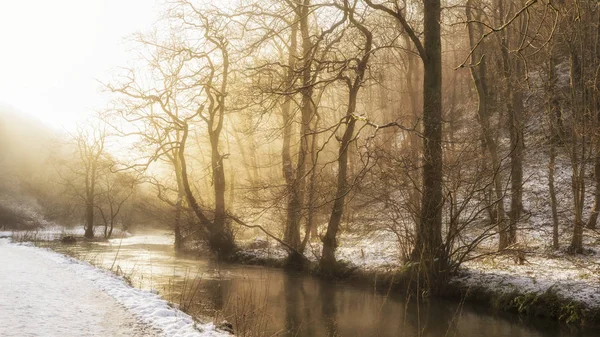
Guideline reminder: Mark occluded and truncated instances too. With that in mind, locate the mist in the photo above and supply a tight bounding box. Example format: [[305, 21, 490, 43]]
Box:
[[2, 1, 600, 336]]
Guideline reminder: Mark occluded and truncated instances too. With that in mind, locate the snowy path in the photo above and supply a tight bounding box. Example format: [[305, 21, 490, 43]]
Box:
[[0, 239, 228, 337], [0, 239, 156, 336]]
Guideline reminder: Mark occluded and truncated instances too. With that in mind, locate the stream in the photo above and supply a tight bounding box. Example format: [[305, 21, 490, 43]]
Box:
[[52, 233, 595, 337]]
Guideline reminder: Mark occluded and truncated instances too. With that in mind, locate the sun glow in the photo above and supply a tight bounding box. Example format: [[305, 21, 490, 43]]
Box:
[[0, 0, 161, 131]]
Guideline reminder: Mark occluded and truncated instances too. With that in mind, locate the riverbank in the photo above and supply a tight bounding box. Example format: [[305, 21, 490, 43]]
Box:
[[7, 229, 600, 336], [0, 237, 230, 337], [450, 245, 600, 325], [7, 225, 600, 331], [232, 227, 600, 326]]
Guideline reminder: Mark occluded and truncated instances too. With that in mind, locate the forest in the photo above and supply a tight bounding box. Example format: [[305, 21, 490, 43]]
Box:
[[1, 0, 600, 336]]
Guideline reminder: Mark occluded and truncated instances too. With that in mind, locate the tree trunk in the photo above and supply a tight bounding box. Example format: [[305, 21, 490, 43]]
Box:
[[496, 0, 522, 249], [108, 218, 114, 239], [179, 123, 235, 257], [507, 12, 527, 245], [413, 0, 443, 269], [84, 161, 97, 239], [300, 113, 320, 253], [466, 1, 508, 250], [546, 47, 560, 249], [549, 140, 559, 249], [281, 12, 298, 249], [404, 35, 422, 234], [84, 202, 94, 239], [208, 127, 234, 256], [211, 133, 227, 232], [172, 150, 185, 252], [508, 85, 524, 244], [205, 33, 234, 257], [320, 7, 372, 272], [569, 46, 585, 254], [321, 101, 358, 271], [587, 10, 600, 230], [285, 0, 313, 251], [589, 141, 600, 231], [173, 196, 184, 251], [281, 6, 298, 190]]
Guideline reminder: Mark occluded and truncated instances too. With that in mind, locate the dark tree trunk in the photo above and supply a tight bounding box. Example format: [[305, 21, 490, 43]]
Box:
[[84, 202, 94, 239], [509, 84, 524, 244], [549, 140, 559, 249], [208, 129, 234, 256], [413, 0, 443, 269], [569, 46, 585, 254], [108, 218, 114, 239], [547, 49, 561, 249], [84, 161, 98, 239], [365, 0, 444, 281]]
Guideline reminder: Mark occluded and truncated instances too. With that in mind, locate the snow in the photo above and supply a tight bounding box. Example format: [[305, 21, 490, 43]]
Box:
[[443, 144, 600, 310], [240, 229, 401, 271], [0, 238, 230, 337], [8, 226, 132, 242], [453, 252, 600, 308]]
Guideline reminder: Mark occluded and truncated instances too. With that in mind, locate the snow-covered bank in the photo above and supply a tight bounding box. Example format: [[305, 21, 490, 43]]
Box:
[[238, 230, 401, 271], [237, 228, 600, 324], [7, 226, 133, 242], [450, 250, 600, 322], [0, 238, 229, 337], [453, 249, 600, 306]]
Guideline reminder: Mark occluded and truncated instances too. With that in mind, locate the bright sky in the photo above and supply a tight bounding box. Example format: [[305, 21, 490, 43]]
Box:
[[0, 0, 162, 131]]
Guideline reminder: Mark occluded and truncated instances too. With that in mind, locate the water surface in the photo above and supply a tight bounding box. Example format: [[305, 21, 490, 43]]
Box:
[[53, 234, 594, 337]]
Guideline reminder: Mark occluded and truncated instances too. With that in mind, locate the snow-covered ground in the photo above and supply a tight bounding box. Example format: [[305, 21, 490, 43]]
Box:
[[447, 145, 599, 309], [241, 230, 401, 272], [4, 226, 132, 242], [0, 238, 229, 337], [453, 248, 600, 307]]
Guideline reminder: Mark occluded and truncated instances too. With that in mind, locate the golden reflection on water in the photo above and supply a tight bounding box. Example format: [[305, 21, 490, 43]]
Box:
[[54, 235, 592, 337]]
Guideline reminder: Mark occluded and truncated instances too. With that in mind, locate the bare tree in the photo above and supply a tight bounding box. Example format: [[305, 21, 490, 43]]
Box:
[[108, 3, 238, 255], [365, 0, 445, 285], [321, 0, 373, 271], [57, 124, 107, 239], [96, 168, 135, 239]]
